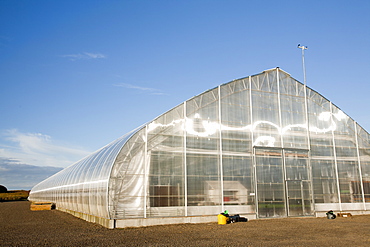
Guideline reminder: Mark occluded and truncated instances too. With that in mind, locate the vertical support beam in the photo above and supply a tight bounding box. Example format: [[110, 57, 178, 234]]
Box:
[[302, 67, 314, 213], [277, 68, 284, 148], [144, 125, 148, 218], [249, 75, 254, 149], [300, 181, 306, 214], [183, 101, 188, 216], [303, 80, 311, 147], [218, 85, 224, 212], [249, 75, 258, 217], [277, 68, 288, 216], [278, 72, 289, 216], [354, 122, 366, 210], [330, 102, 342, 211]]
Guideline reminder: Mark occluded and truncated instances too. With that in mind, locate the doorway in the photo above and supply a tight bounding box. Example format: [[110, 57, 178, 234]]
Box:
[[255, 148, 286, 218], [255, 148, 313, 218], [284, 149, 313, 216], [286, 180, 312, 216]]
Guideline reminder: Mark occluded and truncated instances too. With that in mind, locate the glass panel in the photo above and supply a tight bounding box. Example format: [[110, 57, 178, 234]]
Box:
[[302, 181, 313, 215], [251, 90, 281, 148], [220, 79, 252, 153], [332, 106, 358, 160], [186, 89, 219, 152], [286, 181, 312, 216], [307, 90, 334, 159], [186, 154, 220, 207], [286, 180, 303, 216], [337, 160, 361, 203], [285, 150, 309, 181], [252, 70, 280, 149], [251, 70, 278, 93], [360, 160, 370, 202], [357, 124, 370, 202], [148, 152, 184, 209], [255, 148, 286, 217], [279, 72, 307, 149], [222, 155, 254, 207], [279, 72, 305, 97], [311, 160, 339, 203], [185, 89, 221, 215], [284, 150, 313, 216]]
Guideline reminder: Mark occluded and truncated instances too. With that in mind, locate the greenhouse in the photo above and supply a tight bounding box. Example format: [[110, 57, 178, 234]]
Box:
[[29, 68, 370, 228]]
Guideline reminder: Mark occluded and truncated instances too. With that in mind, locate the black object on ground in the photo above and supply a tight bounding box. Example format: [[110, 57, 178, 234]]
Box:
[[221, 213, 248, 223], [229, 214, 248, 223], [326, 210, 336, 219]]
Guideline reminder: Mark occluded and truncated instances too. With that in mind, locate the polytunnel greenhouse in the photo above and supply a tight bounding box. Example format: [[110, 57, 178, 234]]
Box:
[[29, 68, 370, 228]]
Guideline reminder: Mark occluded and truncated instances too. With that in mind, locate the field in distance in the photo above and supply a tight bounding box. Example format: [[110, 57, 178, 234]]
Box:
[[0, 190, 29, 201]]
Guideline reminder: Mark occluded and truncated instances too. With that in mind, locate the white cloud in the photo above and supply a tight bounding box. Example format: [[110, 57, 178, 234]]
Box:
[[61, 52, 106, 61], [0, 129, 91, 168], [113, 83, 157, 91], [150, 92, 167, 95], [113, 83, 167, 95], [84, 52, 105, 59], [0, 159, 63, 190], [0, 166, 9, 172]]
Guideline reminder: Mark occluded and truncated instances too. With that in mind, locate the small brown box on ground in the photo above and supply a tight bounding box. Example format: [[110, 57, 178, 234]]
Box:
[[337, 212, 352, 217], [30, 202, 53, 211]]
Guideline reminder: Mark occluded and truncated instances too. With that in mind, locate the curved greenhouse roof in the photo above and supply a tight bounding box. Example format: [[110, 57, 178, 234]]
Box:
[[29, 68, 370, 228]]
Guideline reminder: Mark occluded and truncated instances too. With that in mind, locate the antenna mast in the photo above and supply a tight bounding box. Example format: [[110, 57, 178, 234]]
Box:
[[297, 44, 308, 86]]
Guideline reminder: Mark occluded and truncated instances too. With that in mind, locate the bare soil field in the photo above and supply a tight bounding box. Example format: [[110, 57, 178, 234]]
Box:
[[1, 201, 370, 246]]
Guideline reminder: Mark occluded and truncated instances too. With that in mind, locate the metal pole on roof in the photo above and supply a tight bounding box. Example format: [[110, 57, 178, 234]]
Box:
[[298, 44, 314, 211], [297, 44, 308, 86]]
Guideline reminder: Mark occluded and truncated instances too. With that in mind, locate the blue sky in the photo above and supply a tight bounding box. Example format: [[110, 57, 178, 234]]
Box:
[[1, 0, 369, 189]]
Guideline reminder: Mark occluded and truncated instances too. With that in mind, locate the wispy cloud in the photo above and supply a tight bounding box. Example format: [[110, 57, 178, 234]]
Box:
[[61, 52, 106, 61], [113, 83, 167, 95], [0, 129, 91, 168], [0, 159, 62, 190]]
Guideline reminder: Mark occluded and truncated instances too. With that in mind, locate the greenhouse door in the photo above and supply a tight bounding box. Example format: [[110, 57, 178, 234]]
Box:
[[255, 148, 313, 218], [286, 180, 312, 216], [284, 150, 313, 217], [255, 148, 286, 218]]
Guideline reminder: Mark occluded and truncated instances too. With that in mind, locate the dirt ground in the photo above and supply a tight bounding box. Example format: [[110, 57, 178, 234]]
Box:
[[1, 201, 370, 246]]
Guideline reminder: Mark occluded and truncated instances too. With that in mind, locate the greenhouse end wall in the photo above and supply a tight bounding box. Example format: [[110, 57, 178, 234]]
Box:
[[29, 68, 370, 228]]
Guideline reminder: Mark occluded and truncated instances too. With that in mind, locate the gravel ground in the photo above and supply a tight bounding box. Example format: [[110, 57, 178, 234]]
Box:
[[1, 201, 370, 246]]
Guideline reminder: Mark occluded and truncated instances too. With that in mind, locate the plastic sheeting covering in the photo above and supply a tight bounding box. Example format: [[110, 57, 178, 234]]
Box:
[[30, 68, 370, 220], [29, 129, 138, 218]]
